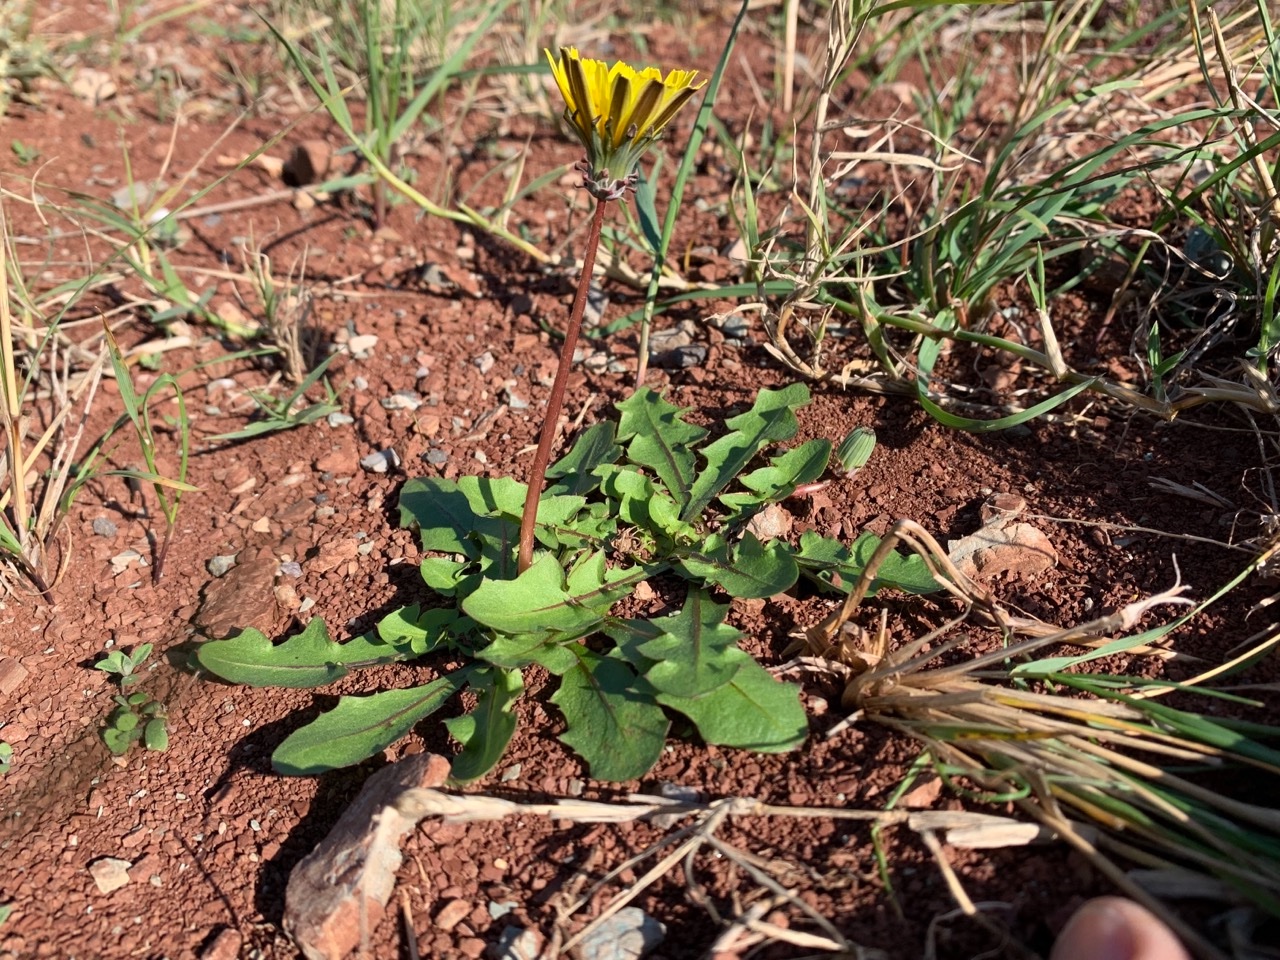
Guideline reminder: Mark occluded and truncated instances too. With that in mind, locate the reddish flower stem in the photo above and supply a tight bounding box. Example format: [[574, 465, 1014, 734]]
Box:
[[517, 196, 609, 574]]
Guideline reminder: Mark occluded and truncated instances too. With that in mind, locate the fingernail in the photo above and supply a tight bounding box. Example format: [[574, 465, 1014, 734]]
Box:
[[1053, 901, 1137, 960]]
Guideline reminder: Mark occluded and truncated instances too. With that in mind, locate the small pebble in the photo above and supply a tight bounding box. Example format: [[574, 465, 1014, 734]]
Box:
[[574, 907, 665, 960], [381, 390, 422, 411], [583, 284, 608, 327], [492, 926, 542, 960], [360, 448, 401, 473], [503, 388, 529, 410], [109, 549, 144, 575], [489, 901, 518, 919], [326, 411, 354, 428], [92, 518, 118, 538], [473, 351, 495, 375], [352, 376, 369, 390], [424, 449, 448, 466], [347, 334, 378, 355], [88, 857, 132, 894], [207, 555, 238, 577], [654, 344, 707, 369], [277, 561, 302, 578]]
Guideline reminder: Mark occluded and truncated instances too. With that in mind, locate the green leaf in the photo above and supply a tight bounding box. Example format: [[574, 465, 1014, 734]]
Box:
[[598, 465, 690, 540], [375, 605, 459, 655], [634, 161, 664, 255], [546, 421, 622, 496], [445, 667, 523, 783], [551, 651, 669, 781], [846, 532, 941, 594], [144, 718, 169, 752], [658, 649, 807, 751], [616, 388, 707, 509], [197, 618, 414, 688], [680, 532, 799, 598], [103, 726, 136, 756], [419, 556, 471, 595], [403, 475, 598, 566], [610, 589, 742, 698], [399, 476, 524, 557], [463, 552, 641, 642], [529, 494, 598, 549], [682, 383, 810, 522], [794, 531, 940, 595], [399, 477, 496, 557], [95, 651, 132, 676], [272, 671, 471, 775], [720, 438, 831, 515]]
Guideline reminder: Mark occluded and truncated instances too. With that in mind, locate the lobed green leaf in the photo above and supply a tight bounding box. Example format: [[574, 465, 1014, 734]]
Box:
[[795, 531, 940, 595], [551, 651, 669, 781], [272, 670, 472, 775], [657, 649, 807, 752], [546, 421, 622, 497], [376, 605, 462, 656], [680, 532, 800, 599], [445, 666, 523, 784], [720, 438, 831, 517], [616, 388, 707, 509], [682, 383, 810, 522], [463, 552, 644, 643], [608, 589, 742, 698], [197, 618, 415, 688]]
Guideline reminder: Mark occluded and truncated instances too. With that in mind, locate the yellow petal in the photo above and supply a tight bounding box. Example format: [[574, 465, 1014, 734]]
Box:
[[607, 72, 631, 146], [623, 77, 664, 143], [545, 48, 574, 112], [645, 85, 699, 138]]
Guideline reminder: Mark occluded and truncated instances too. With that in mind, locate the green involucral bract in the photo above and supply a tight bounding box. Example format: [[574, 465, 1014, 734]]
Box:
[[196, 384, 939, 782]]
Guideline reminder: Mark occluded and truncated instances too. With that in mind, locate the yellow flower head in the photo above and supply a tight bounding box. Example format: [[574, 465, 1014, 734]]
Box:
[[546, 46, 705, 200]]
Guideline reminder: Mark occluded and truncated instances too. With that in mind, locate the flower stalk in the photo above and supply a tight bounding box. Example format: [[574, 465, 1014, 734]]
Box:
[[516, 48, 704, 573], [517, 196, 608, 573]]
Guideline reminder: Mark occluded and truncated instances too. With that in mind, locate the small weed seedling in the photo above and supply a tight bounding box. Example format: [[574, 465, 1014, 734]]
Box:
[[207, 352, 341, 442], [94, 643, 168, 757], [87, 325, 197, 582], [0, 742, 11, 774]]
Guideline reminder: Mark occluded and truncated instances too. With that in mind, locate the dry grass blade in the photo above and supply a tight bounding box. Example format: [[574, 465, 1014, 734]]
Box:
[[798, 516, 1280, 959], [383, 787, 1050, 956]]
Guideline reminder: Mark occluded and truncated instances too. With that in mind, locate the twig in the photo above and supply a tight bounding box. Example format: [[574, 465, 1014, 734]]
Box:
[[400, 889, 420, 960]]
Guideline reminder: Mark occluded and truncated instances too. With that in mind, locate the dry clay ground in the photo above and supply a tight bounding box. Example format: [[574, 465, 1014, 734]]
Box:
[[1, 4, 1278, 960]]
